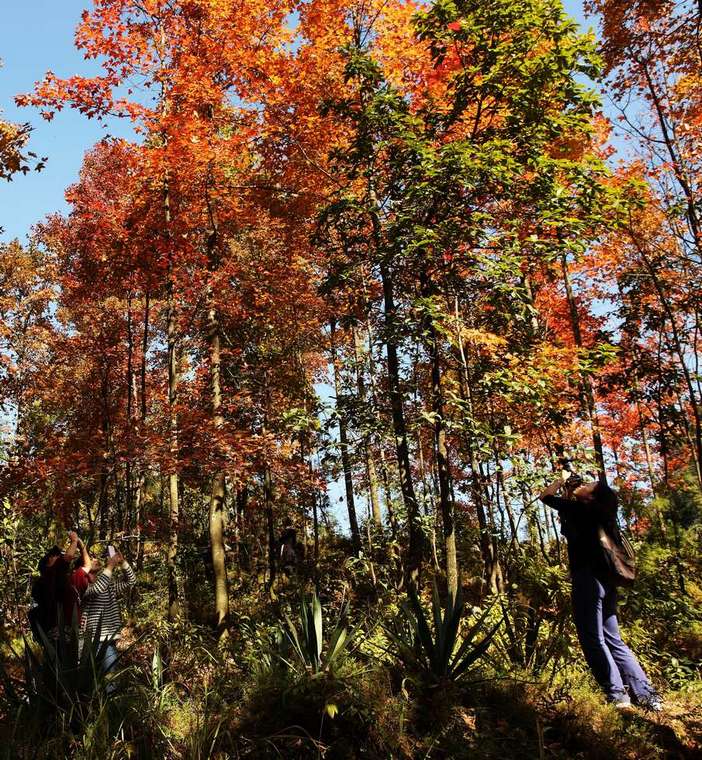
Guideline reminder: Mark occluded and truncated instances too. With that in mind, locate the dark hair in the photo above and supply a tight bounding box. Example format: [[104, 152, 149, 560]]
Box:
[[280, 527, 297, 544], [38, 545, 63, 574], [592, 482, 618, 511]]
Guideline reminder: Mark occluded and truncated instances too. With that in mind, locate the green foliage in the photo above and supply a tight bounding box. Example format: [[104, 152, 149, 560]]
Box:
[[275, 591, 359, 676], [492, 594, 570, 679], [384, 583, 501, 685], [18, 619, 113, 721], [0, 500, 53, 629]]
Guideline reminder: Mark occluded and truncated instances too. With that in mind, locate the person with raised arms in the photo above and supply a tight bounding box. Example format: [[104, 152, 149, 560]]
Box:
[[81, 547, 136, 692], [540, 470, 661, 711]]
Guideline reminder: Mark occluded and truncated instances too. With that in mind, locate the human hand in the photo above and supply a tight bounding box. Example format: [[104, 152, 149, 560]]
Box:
[[68, 530, 79, 544], [106, 552, 122, 570]]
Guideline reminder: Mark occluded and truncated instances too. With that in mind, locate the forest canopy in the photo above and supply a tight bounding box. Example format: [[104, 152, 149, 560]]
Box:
[[1, 0, 701, 757]]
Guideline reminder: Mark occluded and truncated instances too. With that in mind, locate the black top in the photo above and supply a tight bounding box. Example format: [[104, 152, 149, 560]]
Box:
[[32, 556, 71, 631], [542, 495, 616, 577]]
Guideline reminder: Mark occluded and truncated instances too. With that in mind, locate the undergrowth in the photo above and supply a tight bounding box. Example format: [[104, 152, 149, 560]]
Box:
[[1, 535, 701, 759]]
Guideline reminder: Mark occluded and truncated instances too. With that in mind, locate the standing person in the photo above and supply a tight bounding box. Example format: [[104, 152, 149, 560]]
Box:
[[540, 472, 661, 711], [279, 527, 304, 576], [68, 536, 95, 626], [81, 549, 136, 692], [30, 531, 80, 644]]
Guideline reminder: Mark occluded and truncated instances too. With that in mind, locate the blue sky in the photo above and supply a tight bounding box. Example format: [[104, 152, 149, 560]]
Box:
[[1, 0, 594, 244], [0, 1, 136, 243], [1, 1, 596, 529]]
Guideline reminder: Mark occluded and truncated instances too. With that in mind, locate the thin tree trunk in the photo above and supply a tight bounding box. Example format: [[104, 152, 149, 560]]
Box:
[[453, 297, 501, 592], [204, 183, 230, 638], [353, 326, 381, 527], [208, 302, 229, 638], [165, 178, 180, 622], [417, 435, 441, 572], [494, 450, 519, 555], [379, 447, 398, 537], [135, 292, 150, 571], [264, 465, 276, 589], [125, 292, 134, 537], [379, 260, 425, 584], [97, 466, 109, 540], [365, 318, 398, 536], [330, 319, 362, 555], [560, 253, 607, 479], [428, 316, 458, 598]]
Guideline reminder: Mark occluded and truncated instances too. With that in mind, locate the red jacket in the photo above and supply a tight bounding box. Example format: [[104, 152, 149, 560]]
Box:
[[67, 566, 90, 624]]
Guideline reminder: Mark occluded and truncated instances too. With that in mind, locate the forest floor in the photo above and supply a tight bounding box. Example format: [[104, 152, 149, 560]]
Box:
[[4, 636, 700, 759], [1, 539, 701, 759]]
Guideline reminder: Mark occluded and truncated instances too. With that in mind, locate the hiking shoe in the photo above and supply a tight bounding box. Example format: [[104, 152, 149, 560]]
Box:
[[611, 695, 633, 711], [638, 695, 663, 713]]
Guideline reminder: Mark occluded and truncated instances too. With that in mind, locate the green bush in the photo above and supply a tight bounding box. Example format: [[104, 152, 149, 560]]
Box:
[[274, 591, 359, 676], [384, 582, 501, 687]]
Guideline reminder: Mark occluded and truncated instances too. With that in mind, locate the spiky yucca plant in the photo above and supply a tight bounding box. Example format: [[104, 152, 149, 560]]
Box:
[[384, 582, 501, 685], [278, 592, 357, 676], [22, 617, 112, 718]]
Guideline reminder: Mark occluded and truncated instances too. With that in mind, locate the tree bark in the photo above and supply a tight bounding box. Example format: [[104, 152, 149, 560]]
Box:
[[379, 261, 425, 584], [560, 253, 607, 480], [208, 302, 229, 638], [330, 319, 362, 555], [264, 465, 276, 588], [165, 179, 180, 622], [428, 317, 458, 598], [135, 292, 150, 571], [353, 325, 382, 527], [365, 318, 398, 536], [453, 297, 501, 592]]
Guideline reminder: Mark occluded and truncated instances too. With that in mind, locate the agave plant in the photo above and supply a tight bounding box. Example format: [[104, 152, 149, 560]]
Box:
[[384, 582, 501, 685], [278, 592, 357, 676], [492, 595, 569, 680], [23, 619, 113, 717]]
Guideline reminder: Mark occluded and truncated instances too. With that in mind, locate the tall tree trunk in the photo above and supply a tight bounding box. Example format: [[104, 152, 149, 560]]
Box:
[[98, 361, 112, 539], [428, 316, 458, 598], [493, 446, 519, 555], [330, 319, 362, 555], [364, 317, 398, 536], [417, 435, 441, 572], [136, 292, 150, 571], [165, 180, 180, 622], [125, 291, 134, 537], [97, 466, 109, 540], [560, 253, 607, 480], [204, 182, 229, 637], [353, 326, 381, 527], [453, 297, 501, 592], [379, 261, 425, 584], [264, 465, 276, 589], [378, 447, 398, 537], [208, 302, 229, 638]]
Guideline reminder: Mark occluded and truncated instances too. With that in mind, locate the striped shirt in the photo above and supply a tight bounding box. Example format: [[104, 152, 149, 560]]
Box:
[[82, 563, 136, 641]]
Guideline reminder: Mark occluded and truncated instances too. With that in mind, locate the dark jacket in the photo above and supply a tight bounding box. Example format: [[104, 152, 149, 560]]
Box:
[[542, 494, 616, 577], [31, 556, 76, 634]]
